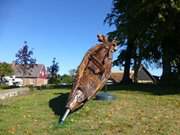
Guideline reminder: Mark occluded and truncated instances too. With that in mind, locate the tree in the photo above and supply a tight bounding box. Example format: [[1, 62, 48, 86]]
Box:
[[156, 1, 180, 82], [135, 0, 180, 82], [0, 62, 14, 83], [69, 69, 76, 79], [105, 0, 143, 84], [106, 0, 180, 84], [15, 41, 36, 83], [60, 74, 73, 84], [47, 58, 60, 84]]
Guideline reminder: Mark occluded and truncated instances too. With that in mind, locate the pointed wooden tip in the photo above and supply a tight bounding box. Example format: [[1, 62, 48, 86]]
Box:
[[60, 109, 70, 124]]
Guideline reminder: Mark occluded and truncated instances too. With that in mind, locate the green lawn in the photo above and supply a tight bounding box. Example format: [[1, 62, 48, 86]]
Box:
[[0, 88, 180, 135]]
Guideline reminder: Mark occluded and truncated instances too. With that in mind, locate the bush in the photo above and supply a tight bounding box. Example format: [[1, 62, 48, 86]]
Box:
[[32, 84, 57, 90], [26, 84, 73, 91], [48, 77, 61, 85], [0, 84, 10, 89], [27, 85, 35, 91]]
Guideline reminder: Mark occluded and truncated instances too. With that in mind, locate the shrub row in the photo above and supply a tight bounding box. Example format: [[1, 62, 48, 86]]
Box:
[[28, 84, 72, 90]]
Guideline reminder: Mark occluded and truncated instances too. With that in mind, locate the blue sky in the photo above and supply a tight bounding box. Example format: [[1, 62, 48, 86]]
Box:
[[0, 0, 162, 76]]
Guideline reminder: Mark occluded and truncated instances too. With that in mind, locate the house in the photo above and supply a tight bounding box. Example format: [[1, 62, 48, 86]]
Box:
[[109, 71, 134, 84], [109, 65, 157, 84], [132, 65, 157, 83], [12, 64, 48, 86]]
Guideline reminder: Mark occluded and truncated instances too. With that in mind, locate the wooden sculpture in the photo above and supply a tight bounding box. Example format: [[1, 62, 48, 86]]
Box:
[[61, 34, 117, 124]]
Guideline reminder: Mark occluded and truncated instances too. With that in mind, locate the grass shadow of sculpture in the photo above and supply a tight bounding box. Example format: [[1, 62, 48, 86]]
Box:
[[49, 92, 84, 123], [49, 93, 69, 122]]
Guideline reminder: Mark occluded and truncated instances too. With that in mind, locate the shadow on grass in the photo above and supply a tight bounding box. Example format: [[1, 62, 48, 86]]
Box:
[[49, 93, 69, 122], [104, 84, 180, 95]]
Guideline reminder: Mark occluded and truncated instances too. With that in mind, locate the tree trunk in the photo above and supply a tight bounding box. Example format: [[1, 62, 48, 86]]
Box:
[[178, 64, 180, 81], [134, 55, 141, 83], [121, 40, 133, 84], [161, 46, 171, 81]]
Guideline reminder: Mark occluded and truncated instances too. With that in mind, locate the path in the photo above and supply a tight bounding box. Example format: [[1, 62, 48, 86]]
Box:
[[0, 87, 30, 100]]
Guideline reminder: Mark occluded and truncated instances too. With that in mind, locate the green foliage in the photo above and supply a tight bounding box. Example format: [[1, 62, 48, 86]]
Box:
[[15, 41, 36, 76], [48, 76, 61, 84], [0, 84, 10, 89], [48, 58, 59, 77], [15, 41, 36, 65], [48, 58, 60, 84], [69, 69, 76, 78], [0, 62, 14, 77], [0, 63, 14, 84], [60, 74, 73, 84], [106, 0, 180, 83]]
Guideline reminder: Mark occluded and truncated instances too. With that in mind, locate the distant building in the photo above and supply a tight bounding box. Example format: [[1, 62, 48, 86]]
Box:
[[109, 71, 133, 84], [12, 64, 48, 86], [109, 65, 157, 84]]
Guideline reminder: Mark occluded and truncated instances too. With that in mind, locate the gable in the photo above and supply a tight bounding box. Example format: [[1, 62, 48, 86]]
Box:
[[137, 68, 153, 82], [39, 66, 47, 79], [136, 65, 156, 83]]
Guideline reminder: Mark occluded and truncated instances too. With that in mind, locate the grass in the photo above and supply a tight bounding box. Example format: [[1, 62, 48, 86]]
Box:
[[0, 87, 180, 135]]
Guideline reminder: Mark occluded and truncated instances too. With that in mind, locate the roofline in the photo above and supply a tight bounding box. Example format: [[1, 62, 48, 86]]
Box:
[[139, 64, 157, 82]]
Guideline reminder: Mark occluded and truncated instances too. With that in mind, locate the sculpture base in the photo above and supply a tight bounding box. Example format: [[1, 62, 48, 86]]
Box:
[[95, 92, 116, 101]]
